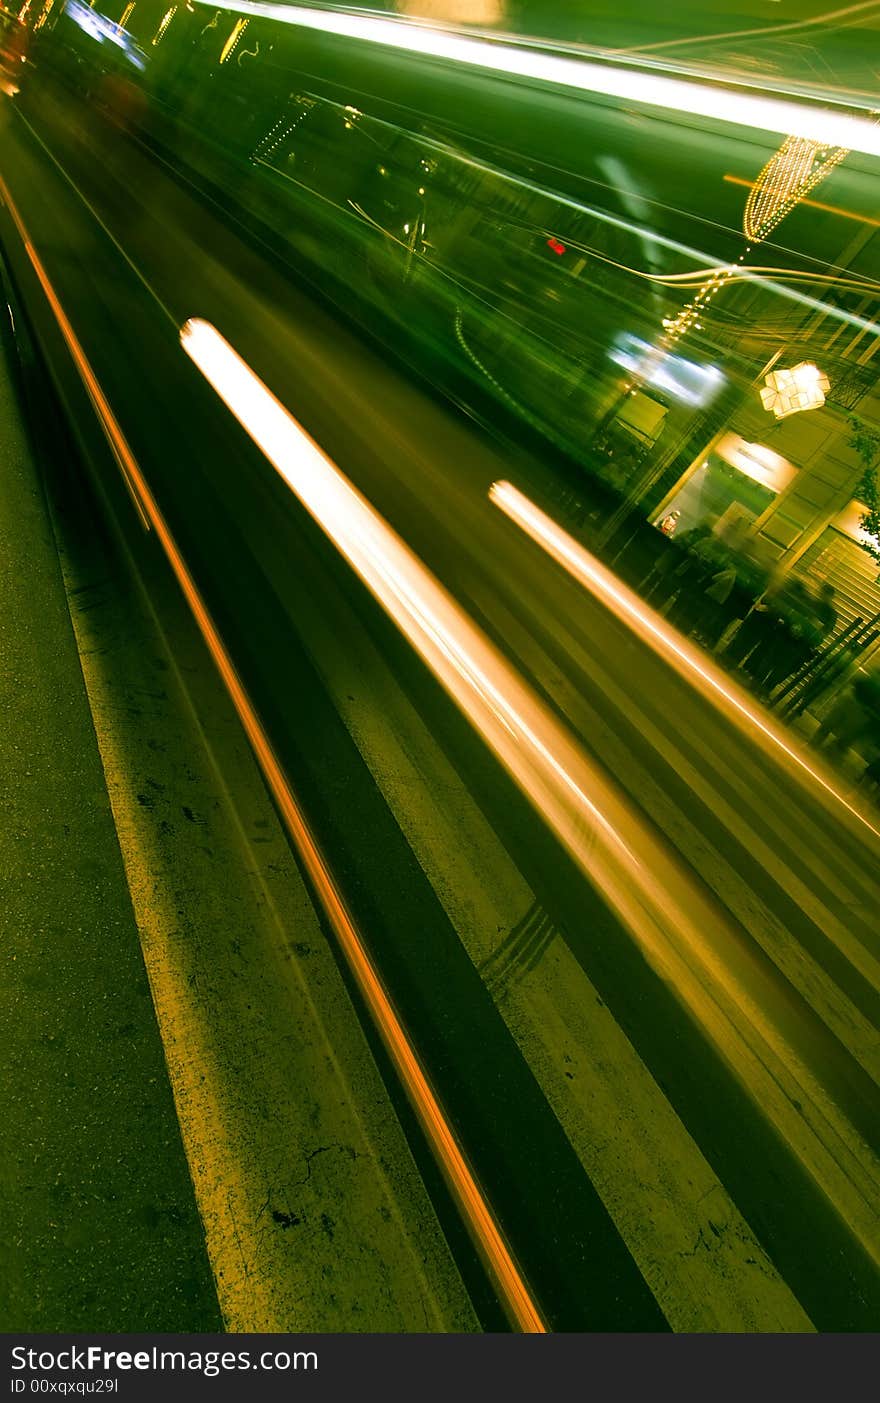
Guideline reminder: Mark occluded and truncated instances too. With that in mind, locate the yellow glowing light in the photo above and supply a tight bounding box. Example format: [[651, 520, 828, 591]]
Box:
[[663, 134, 861, 344], [744, 136, 849, 243], [760, 361, 830, 419], [219, 15, 247, 61], [660, 130, 851, 351], [118, 1, 135, 28], [396, 0, 504, 21], [151, 3, 176, 43], [34, 0, 55, 31]]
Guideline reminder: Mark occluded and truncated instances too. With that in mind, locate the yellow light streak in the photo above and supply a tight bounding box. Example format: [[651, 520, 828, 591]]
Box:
[[724, 172, 880, 227], [488, 479, 880, 843], [178, 318, 632, 853], [219, 15, 247, 61], [118, 1, 135, 27], [623, 260, 879, 294], [182, 319, 880, 1259], [34, 0, 55, 32], [151, 3, 176, 44]]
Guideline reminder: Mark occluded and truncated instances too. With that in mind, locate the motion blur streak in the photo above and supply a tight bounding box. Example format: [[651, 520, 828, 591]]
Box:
[[618, 0, 880, 55], [359, 129, 876, 337], [179, 318, 633, 874], [196, 0, 880, 156], [183, 320, 880, 1250], [0, 176, 150, 532], [723, 173, 880, 228], [0, 194, 544, 1330], [489, 480, 880, 847]]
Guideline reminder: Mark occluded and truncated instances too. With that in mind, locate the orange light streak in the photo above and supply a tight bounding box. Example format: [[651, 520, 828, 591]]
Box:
[[724, 172, 880, 227], [0, 181, 544, 1335], [489, 479, 880, 844], [0, 178, 151, 531]]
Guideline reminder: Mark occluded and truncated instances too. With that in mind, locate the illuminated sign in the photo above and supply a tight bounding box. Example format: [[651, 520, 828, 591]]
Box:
[[715, 433, 796, 494]]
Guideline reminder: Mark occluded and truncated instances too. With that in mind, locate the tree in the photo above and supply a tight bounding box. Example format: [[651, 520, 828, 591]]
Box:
[[847, 415, 880, 566]]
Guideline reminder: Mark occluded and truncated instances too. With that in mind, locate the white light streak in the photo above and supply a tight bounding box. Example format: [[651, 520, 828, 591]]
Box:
[[192, 0, 880, 157]]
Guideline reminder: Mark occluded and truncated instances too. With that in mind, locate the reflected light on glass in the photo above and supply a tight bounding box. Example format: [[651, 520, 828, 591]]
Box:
[[64, 0, 148, 67], [191, 0, 880, 157], [609, 332, 724, 408]]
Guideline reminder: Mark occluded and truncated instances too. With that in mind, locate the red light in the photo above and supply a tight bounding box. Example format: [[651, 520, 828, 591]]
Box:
[[546, 237, 566, 255]]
